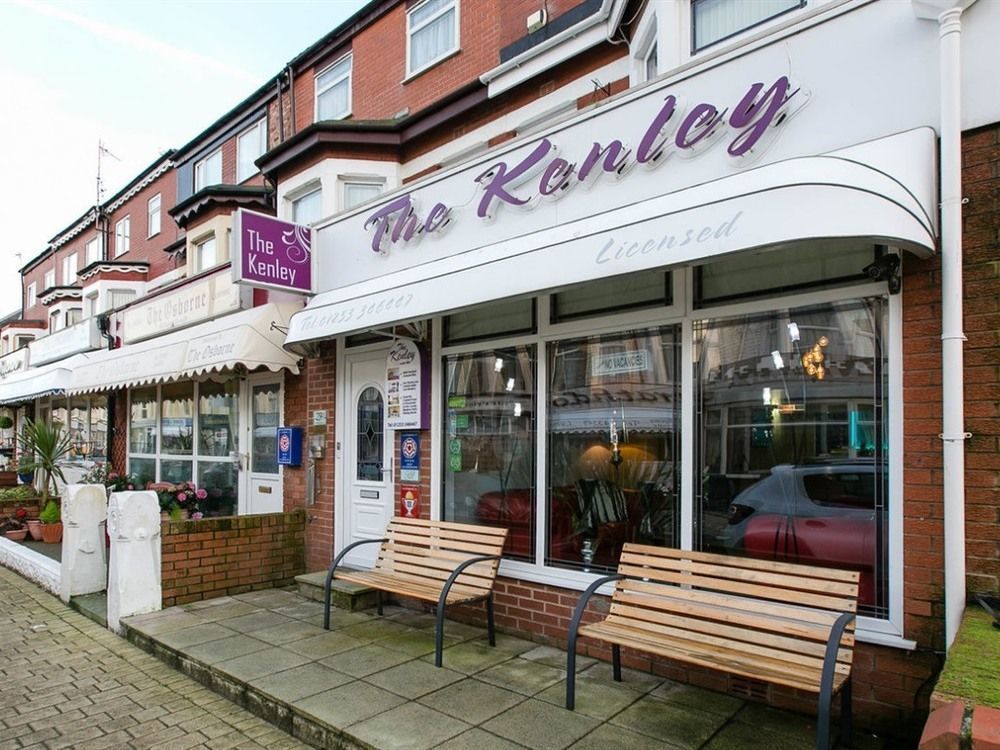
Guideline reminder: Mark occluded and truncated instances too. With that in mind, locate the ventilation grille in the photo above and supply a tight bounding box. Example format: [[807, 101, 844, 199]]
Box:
[[729, 675, 769, 702]]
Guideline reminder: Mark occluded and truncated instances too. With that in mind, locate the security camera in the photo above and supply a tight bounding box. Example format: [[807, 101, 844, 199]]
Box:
[[862, 254, 901, 293]]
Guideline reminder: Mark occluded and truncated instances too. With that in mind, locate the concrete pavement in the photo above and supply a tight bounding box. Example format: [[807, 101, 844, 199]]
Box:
[[0, 565, 306, 750]]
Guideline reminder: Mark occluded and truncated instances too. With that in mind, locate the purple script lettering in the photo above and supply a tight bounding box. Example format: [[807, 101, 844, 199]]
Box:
[[475, 138, 554, 218], [728, 76, 796, 157], [364, 194, 452, 253]]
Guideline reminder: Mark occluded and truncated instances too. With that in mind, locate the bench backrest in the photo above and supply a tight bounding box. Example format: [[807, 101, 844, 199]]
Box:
[[376, 517, 508, 598], [613, 544, 860, 683]]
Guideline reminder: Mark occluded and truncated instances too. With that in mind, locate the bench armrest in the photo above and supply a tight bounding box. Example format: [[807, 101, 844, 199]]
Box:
[[439, 554, 504, 609], [818, 610, 857, 744], [323, 537, 388, 630], [568, 574, 625, 639]]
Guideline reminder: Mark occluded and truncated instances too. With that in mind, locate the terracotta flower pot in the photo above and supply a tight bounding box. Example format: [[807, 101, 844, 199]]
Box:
[[26, 519, 43, 541], [40, 522, 63, 544], [4, 528, 27, 542]]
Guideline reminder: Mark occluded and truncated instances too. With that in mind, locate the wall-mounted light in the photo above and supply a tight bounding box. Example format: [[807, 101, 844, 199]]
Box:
[[787, 322, 800, 343], [771, 350, 784, 370], [505, 377, 515, 392], [494, 358, 504, 373], [762, 387, 772, 405]]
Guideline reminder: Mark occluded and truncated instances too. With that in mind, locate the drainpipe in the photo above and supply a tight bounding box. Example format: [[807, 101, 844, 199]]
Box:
[[913, 0, 977, 651]]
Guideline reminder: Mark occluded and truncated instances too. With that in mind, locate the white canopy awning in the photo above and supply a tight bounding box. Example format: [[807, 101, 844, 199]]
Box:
[[68, 303, 303, 395], [286, 128, 936, 347], [0, 354, 85, 405]]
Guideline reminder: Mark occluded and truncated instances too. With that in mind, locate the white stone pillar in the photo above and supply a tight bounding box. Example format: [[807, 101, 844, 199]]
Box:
[[59, 484, 109, 603], [107, 491, 162, 633]]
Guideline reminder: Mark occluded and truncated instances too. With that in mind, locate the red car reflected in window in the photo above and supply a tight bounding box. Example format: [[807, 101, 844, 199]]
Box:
[[720, 461, 886, 610]]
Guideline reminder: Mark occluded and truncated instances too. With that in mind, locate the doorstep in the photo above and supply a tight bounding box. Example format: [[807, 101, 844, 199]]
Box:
[[295, 569, 378, 611]]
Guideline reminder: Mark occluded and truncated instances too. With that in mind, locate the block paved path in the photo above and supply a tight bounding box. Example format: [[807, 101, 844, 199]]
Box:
[[0, 566, 309, 750]]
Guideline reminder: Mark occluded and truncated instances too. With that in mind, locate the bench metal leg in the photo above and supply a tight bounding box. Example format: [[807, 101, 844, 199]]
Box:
[[566, 635, 578, 711], [839, 679, 853, 748], [376, 590, 383, 616], [434, 600, 447, 667], [486, 595, 496, 647], [612, 645, 622, 682], [817, 612, 856, 750], [565, 574, 623, 711]]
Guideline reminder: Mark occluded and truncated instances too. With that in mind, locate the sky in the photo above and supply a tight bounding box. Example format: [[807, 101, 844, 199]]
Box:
[[0, 0, 369, 316]]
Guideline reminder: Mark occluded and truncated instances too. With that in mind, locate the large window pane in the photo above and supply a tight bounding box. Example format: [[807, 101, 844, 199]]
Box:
[[198, 380, 238, 456], [695, 298, 888, 618], [198, 461, 237, 516], [160, 459, 192, 484], [161, 382, 194, 455], [68, 398, 88, 461], [252, 383, 279, 474], [693, 0, 802, 51], [129, 457, 155, 487], [548, 328, 680, 572], [89, 397, 107, 461], [444, 346, 536, 561], [130, 387, 157, 454]]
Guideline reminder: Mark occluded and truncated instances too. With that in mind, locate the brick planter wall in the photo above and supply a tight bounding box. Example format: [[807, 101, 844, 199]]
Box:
[[160, 510, 306, 607]]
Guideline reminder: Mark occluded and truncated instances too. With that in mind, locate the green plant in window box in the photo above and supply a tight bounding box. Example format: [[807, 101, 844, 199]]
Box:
[[0, 415, 14, 430]]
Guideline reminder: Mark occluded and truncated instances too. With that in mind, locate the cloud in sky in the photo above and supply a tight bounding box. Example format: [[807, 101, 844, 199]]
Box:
[[11, 0, 260, 86]]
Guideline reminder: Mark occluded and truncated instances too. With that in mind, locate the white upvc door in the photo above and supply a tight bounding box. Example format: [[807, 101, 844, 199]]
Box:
[[341, 347, 394, 568], [239, 373, 283, 515]]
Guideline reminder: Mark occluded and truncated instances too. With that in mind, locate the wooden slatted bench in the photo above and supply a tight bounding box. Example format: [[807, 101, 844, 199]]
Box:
[[323, 517, 508, 667], [566, 544, 860, 750]]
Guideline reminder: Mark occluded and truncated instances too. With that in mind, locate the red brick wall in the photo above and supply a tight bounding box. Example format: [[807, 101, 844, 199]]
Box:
[[104, 168, 181, 281], [160, 510, 306, 607], [301, 1, 500, 124], [303, 341, 337, 572], [960, 123, 1000, 598], [283, 365, 309, 513]]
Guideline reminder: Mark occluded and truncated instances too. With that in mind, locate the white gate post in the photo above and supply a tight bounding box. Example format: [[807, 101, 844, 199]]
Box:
[[107, 491, 162, 633], [59, 484, 109, 603]]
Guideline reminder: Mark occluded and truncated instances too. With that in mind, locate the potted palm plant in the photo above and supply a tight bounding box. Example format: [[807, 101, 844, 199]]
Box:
[[17, 419, 71, 543]]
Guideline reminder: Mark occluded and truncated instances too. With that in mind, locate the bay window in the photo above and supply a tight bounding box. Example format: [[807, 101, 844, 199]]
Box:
[[128, 380, 240, 515]]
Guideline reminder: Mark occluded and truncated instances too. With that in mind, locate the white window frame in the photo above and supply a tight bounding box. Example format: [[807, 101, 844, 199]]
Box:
[[424, 272, 909, 648], [290, 184, 323, 225], [406, 0, 460, 78], [194, 148, 223, 192], [114, 217, 130, 257], [148, 193, 162, 238], [63, 252, 78, 285], [237, 118, 267, 183], [86, 236, 103, 266], [314, 54, 352, 122], [631, 10, 660, 84], [26, 283, 36, 310], [691, 0, 804, 53], [193, 235, 218, 275], [44, 269, 55, 290], [340, 177, 385, 211]]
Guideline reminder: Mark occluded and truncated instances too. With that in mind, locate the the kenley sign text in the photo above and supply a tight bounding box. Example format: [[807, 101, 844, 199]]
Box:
[[364, 76, 801, 255]]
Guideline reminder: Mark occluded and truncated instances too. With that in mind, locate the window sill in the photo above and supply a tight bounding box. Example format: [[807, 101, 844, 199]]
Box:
[[402, 48, 461, 85]]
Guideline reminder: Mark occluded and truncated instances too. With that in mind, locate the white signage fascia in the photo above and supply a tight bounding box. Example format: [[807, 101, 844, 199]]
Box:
[[123, 271, 244, 344], [29, 319, 102, 366], [312, 5, 942, 297], [0, 349, 29, 379]]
